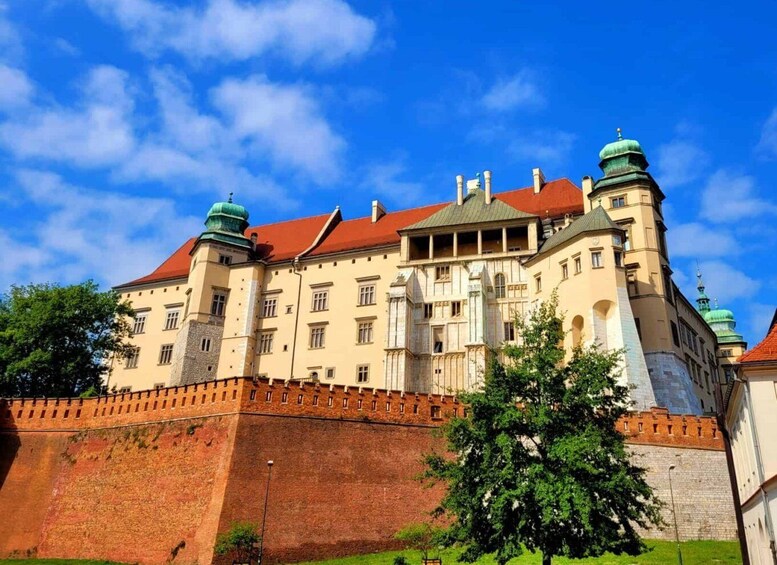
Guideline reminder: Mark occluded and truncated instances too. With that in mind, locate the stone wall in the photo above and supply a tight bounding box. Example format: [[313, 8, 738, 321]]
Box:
[[0, 377, 738, 564]]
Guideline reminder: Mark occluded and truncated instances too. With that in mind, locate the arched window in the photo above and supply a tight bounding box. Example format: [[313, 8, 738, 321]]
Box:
[[494, 273, 506, 298]]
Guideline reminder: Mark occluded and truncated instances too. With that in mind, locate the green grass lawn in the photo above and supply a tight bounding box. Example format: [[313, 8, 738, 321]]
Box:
[[0, 541, 742, 565], [293, 540, 742, 565]]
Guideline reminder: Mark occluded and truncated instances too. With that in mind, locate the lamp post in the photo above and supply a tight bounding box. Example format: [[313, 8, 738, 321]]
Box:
[[668, 464, 684, 565], [258, 460, 273, 565]]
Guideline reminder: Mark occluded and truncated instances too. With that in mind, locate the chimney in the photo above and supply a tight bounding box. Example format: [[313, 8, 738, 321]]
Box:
[[532, 167, 545, 194], [371, 200, 387, 223], [582, 176, 594, 213], [456, 175, 464, 205], [484, 170, 492, 204]]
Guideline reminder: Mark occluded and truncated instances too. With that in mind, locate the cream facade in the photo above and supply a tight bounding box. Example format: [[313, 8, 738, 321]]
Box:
[[111, 134, 734, 415], [726, 320, 777, 565]]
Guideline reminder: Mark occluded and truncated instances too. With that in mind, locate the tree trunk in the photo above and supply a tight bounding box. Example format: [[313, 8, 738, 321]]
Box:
[[542, 553, 552, 565]]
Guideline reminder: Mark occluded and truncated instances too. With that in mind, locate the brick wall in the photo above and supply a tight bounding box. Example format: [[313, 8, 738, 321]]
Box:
[[0, 377, 736, 564]]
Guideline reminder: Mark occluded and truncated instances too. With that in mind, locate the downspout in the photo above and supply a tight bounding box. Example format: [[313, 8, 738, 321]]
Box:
[[740, 376, 777, 564], [289, 259, 303, 380], [716, 379, 751, 565], [287, 206, 342, 381]]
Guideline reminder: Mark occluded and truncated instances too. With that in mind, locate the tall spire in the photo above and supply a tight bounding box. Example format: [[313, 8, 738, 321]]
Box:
[[696, 265, 711, 313]]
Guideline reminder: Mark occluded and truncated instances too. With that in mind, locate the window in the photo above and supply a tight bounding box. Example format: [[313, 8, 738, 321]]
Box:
[[614, 250, 624, 267], [357, 321, 374, 344], [164, 309, 180, 330], [285, 305, 293, 314], [671, 321, 680, 347], [159, 344, 174, 365], [504, 322, 515, 342], [424, 303, 433, 319], [211, 292, 227, 316], [312, 290, 328, 312], [153, 383, 165, 390], [535, 276, 542, 293], [125, 348, 139, 369], [200, 337, 211, 352], [310, 326, 326, 349], [119, 386, 131, 393], [435, 265, 450, 281], [357, 365, 369, 383], [574, 256, 582, 274], [432, 327, 444, 353], [622, 225, 632, 251], [218, 254, 232, 265], [259, 332, 274, 354], [451, 301, 462, 317], [262, 298, 277, 318], [591, 251, 603, 268], [561, 263, 569, 280], [494, 273, 506, 298], [611, 196, 626, 208], [309, 371, 319, 381], [358, 284, 376, 306], [326, 367, 335, 380], [133, 314, 147, 335]]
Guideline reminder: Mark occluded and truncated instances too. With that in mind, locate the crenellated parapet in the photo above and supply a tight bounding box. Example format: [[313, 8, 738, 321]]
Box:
[[0, 379, 723, 450]]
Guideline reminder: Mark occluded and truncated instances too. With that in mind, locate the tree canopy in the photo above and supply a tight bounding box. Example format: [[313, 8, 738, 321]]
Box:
[[213, 521, 261, 564], [425, 294, 663, 565], [0, 281, 134, 397]]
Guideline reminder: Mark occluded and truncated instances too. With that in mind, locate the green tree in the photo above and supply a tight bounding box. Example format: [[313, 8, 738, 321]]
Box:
[[425, 293, 663, 565], [395, 522, 445, 561], [214, 521, 261, 564], [0, 281, 134, 397]]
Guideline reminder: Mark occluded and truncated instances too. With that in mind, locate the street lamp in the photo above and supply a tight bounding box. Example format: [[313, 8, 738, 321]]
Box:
[[668, 464, 684, 565], [258, 460, 273, 565]]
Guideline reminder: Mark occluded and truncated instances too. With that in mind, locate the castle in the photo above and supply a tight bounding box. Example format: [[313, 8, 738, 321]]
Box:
[[111, 132, 746, 415]]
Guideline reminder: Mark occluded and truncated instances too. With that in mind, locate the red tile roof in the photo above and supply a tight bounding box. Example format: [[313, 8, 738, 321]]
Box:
[[118, 213, 331, 287], [309, 178, 583, 257], [308, 202, 446, 257], [118, 178, 583, 287], [739, 318, 777, 364]]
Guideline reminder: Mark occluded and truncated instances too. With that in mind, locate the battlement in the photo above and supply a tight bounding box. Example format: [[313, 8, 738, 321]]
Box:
[[0, 378, 723, 450]]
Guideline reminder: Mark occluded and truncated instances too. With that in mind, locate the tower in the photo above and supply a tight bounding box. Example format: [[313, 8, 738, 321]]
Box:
[[169, 194, 262, 385], [588, 130, 702, 413], [696, 271, 747, 386]]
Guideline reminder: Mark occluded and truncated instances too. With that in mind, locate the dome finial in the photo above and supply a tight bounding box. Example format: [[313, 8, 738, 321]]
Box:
[[616, 127, 623, 141], [228, 192, 234, 203]]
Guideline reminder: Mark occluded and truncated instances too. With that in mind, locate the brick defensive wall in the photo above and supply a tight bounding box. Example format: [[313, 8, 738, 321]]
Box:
[[0, 377, 737, 563]]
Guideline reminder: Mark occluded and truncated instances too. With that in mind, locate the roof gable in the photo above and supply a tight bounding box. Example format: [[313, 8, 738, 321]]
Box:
[[536, 205, 622, 257], [739, 313, 777, 364]]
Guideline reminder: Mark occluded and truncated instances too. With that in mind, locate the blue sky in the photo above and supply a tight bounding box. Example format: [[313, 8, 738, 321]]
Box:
[[1, 0, 776, 345]]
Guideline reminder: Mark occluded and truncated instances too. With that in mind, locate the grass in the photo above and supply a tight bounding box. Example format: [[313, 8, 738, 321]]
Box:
[[0, 541, 742, 565], [293, 540, 742, 565]]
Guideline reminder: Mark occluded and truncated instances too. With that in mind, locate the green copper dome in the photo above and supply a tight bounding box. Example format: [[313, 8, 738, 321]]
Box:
[[598, 129, 649, 177], [199, 193, 252, 249], [704, 308, 735, 324]]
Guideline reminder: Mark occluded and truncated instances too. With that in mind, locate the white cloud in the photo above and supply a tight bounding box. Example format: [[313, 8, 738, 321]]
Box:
[[0, 64, 33, 110], [667, 222, 738, 258], [480, 71, 544, 112], [87, 0, 376, 66], [507, 130, 576, 165], [693, 260, 760, 305], [700, 169, 777, 223], [757, 108, 777, 158], [53, 38, 80, 57], [0, 65, 135, 166], [361, 159, 425, 206], [12, 169, 201, 288], [212, 75, 345, 179], [655, 140, 709, 187], [746, 303, 776, 342]]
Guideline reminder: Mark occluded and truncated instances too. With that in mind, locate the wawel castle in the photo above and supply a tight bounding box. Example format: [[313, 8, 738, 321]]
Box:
[[112, 133, 746, 415]]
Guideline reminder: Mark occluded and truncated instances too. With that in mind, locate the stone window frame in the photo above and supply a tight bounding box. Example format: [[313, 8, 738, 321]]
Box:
[[259, 332, 274, 354], [158, 344, 174, 365], [356, 364, 370, 383]]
